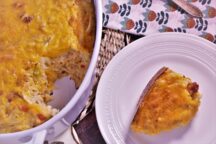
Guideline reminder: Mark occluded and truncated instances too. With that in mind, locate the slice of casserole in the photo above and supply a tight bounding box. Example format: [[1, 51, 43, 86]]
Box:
[[0, 0, 95, 133], [131, 67, 201, 135]]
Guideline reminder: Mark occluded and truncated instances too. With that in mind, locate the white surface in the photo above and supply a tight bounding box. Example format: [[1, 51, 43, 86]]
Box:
[[95, 33, 216, 144], [49, 76, 77, 110], [50, 128, 76, 144]]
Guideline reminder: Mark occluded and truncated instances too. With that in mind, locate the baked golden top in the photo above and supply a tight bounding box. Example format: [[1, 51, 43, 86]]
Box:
[[131, 67, 200, 135], [0, 0, 95, 133]]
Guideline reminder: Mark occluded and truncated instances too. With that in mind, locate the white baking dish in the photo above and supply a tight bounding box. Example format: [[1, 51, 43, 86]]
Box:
[[0, 0, 102, 144]]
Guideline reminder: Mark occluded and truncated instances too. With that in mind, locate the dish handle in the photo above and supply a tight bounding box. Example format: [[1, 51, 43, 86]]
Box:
[[23, 118, 70, 144], [22, 130, 47, 144]]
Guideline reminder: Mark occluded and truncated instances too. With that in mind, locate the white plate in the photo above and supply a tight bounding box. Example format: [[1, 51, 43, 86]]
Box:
[[95, 33, 216, 144]]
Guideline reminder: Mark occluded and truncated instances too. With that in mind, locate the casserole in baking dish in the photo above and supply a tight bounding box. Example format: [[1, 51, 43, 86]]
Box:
[[0, 0, 96, 133]]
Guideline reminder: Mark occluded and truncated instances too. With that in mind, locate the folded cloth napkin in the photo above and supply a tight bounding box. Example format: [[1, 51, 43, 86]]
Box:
[[102, 0, 216, 43]]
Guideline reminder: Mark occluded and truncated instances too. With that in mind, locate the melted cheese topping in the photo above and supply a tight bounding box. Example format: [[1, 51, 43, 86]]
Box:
[[131, 68, 200, 134], [0, 0, 95, 133]]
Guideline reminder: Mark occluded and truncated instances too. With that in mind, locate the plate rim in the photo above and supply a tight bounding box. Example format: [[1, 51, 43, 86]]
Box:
[[95, 32, 216, 144]]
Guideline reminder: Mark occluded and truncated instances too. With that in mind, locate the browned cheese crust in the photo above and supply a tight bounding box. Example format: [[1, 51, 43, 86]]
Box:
[[131, 67, 200, 135]]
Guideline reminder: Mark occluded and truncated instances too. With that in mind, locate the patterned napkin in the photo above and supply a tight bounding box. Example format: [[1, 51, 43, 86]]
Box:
[[102, 0, 216, 43]]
